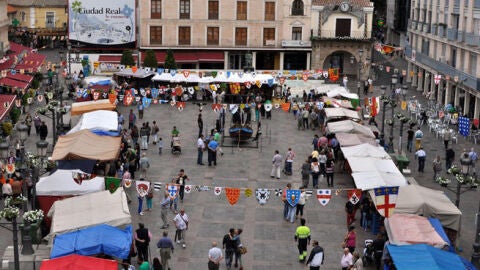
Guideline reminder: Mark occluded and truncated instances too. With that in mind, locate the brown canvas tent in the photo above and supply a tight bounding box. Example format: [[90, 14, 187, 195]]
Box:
[[51, 130, 121, 161], [71, 99, 116, 116]]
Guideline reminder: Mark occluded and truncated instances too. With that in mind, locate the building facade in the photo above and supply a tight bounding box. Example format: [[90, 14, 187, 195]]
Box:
[[8, 0, 68, 48], [405, 0, 480, 119], [385, 0, 411, 47], [310, 0, 374, 81], [138, 0, 313, 70], [0, 0, 10, 56]]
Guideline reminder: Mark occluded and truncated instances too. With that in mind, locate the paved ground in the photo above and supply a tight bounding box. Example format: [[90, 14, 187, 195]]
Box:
[[0, 48, 478, 270]]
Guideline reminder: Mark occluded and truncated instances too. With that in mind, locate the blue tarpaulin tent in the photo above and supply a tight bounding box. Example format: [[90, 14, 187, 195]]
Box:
[[387, 244, 466, 270], [51, 224, 132, 259]]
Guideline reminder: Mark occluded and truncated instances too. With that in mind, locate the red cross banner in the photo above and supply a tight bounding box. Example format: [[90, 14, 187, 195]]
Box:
[[374, 186, 399, 218], [434, 75, 441, 85], [347, 189, 362, 205]]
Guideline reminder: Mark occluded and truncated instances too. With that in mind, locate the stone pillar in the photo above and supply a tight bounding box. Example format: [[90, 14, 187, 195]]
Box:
[[445, 81, 452, 105], [416, 68, 423, 92], [454, 85, 460, 108], [306, 52, 311, 70], [423, 72, 430, 96], [474, 96, 480, 120], [437, 80, 443, 104], [224, 51, 229, 70], [412, 65, 418, 87], [279, 52, 285, 71], [430, 74, 436, 99], [464, 90, 471, 116], [407, 62, 413, 84]]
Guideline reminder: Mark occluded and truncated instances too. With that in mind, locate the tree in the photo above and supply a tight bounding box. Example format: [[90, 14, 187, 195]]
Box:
[[143, 49, 158, 69], [120, 50, 136, 66], [164, 49, 177, 70]]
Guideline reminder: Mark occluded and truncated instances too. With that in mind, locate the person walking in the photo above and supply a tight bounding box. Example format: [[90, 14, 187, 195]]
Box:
[[306, 240, 325, 270], [469, 147, 478, 173], [302, 108, 309, 130], [173, 208, 188, 248], [138, 100, 144, 119], [198, 113, 203, 137], [296, 187, 307, 219], [151, 121, 159, 145], [406, 126, 414, 152], [325, 158, 335, 187], [310, 157, 321, 188], [446, 146, 455, 171], [207, 137, 218, 166], [39, 121, 48, 140], [233, 228, 244, 270], [128, 109, 136, 129], [433, 155, 442, 181], [139, 153, 150, 179], [208, 241, 223, 270], [137, 188, 145, 216], [343, 225, 357, 253], [223, 228, 236, 270], [134, 223, 152, 264], [33, 113, 41, 136], [25, 113, 32, 136], [174, 169, 189, 202], [140, 123, 149, 150], [414, 127, 424, 151], [301, 159, 311, 188], [156, 230, 174, 270], [282, 183, 292, 220], [295, 218, 311, 262], [415, 147, 426, 172], [270, 150, 282, 179], [340, 247, 354, 270], [443, 129, 452, 148], [197, 135, 205, 165], [352, 251, 364, 270], [284, 148, 295, 175], [145, 181, 153, 212], [160, 193, 171, 229]]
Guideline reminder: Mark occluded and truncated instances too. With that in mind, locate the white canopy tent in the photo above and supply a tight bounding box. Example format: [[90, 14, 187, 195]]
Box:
[[67, 110, 118, 135], [151, 72, 205, 83], [341, 143, 390, 159], [36, 169, 105, 196], [114, 68, 156, 78], [326, 120, 374, 137], [351, 171, 408, 190], [47, 189, 131, 239], [82, 76, 116, 86], [335, 133, 377, 147], [324, 108, 361, 122]]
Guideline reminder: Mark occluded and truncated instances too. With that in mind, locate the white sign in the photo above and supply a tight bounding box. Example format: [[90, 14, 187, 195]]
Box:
[[68, 0, 136, 48]]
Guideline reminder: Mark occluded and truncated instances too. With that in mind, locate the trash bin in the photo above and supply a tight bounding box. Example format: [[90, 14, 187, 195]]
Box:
[[395, 155, 410, 173]]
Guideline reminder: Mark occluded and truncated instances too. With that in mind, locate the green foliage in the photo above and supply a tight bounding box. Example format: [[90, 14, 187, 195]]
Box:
[[1, 121, 13, 136], [32, 72, 43, 89], [9, 107, 21, 124], [143, 50, 158, 69], [164, 49, 177, 70], [120, 50, 136, 66]]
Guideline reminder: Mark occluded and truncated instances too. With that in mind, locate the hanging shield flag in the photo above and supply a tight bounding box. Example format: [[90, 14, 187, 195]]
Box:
[[214, 186, 222, 196], [165, 183, 180, 199], [374, 186, 399, 218], [37, 95, 44, 103], [139, 88, 146, 97], [286, 189, 301, 207], [267, 78, 274, 87], [244, 188, 252, 197], [151, 88, 159, 99], [47, 92, 54, 100], [142, 97, 151, 108], [255, 188, 270, 205], [212, 103, 221, 113], [245, 81, 251, 89], [348, 189, 362, 205], [170, 69, 177, 76], [157, 68, 165, 73], [135, 180, 150, 197], [184, 185, 192, 193], [5, 164, 15, 175], [225, 187, 241, 205], [153, 182, 162, 191], [274, 103, 280, 109], [274, 188, 282, 197], [105, 177, 121, 193], [92, 91, 100, 100], [176, 101, 186, 111], [281, 102, 290, 112], [434, 74, 441, 85], [317, 189, 332, 206], [322, 71, 329, 78], [302, 73, 308, 82], [124, 92, 134, 106], [108, 93, 117, 104], [183, 70, 190, 78], [226, 71, 231, 78]]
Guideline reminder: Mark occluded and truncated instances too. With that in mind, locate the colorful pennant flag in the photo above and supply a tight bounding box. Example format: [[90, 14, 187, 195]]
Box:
[[225, 188, 241, 205], [136, 180, 150, 197], [347, 189, 362, 205], [458, 116, 470, 136], [317, 189, 332, 206], [374, 186, 399, 218], [105, 177, 121, 193]]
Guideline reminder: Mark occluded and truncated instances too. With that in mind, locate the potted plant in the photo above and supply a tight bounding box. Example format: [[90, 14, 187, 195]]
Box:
[[0, 206, 19, 222], [22, 209, 44, 224], [435, 176, 451, 187]]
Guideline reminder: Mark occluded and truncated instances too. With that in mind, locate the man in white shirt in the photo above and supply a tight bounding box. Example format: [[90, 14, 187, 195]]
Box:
[[208, 241, 223, 270], [306, 240, 325, 270], [197, 134, 206, 165], [415, 147, 427, 172], [173, 208, 189, 248], [270, 150, 283, 179], [340, 247, 353, 270]]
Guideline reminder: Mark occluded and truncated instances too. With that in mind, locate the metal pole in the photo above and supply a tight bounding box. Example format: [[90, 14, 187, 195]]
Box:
[[388, 103, 395, 153], [399, 122, 404, 153], [455, 179, 461, 207], [472, 198, 480, 267], [381, 102, 387, 145], [52, 110, 56, 145], [12, 218, 19, 270]]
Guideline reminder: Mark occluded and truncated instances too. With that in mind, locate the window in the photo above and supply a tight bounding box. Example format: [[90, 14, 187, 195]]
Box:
[[292, 27, 302, 40], [207, 27, 219, 45], [235, 27, 247, 46], [151, 0, 161, 19], [46, 12, 55, 28], [150, 26, 162, 44], [263, 28, 275, 45], [335, 19, 351, 37], [292, 0, 304, 16], [179, 0, 190, 19], [237, 1, 247, 20], [265, 2, 275, 21], [208, 1, 219, 20], [179, 26, 191, 45]]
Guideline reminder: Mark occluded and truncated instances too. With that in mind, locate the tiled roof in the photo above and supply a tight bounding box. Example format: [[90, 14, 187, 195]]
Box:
[[8, 0, 66, 7], [312, 0, 373, 7]]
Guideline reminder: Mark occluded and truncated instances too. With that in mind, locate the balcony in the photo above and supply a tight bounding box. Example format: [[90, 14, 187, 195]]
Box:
[[281, 40, 311, 47], [411, 21, 417, 30], [405, 45, 480, 91], [447, 28, 458, 41], [465, 32, 480, 47], [314, 30, 372, 41], [457, 31, 464, 42], [431, 25, 437, 35], [423, 23, 429, 33]]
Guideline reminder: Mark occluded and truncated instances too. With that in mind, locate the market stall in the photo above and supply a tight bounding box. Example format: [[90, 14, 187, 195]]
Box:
[[71, 99, 116, 116], [68, 110, 119, 136], [40, 254, 118, 270]]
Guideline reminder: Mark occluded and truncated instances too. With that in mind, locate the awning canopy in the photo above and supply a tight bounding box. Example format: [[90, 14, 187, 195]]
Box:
[[51, 224, 132, 259], [40, 254, 118, 270], [322, 96, 355, 109], [341, 143, 390, 159], [114, 68, 156, 78], [389, 184, 462, 230], [149, 51, 224, 63], [387, 244, 466, 270], [71, 99, 116, 116], [47, 189, 131, 238], [6, 73, 33, 83], [52, 129, 121, 161], [326, 120, 375, 138], [0, 95, 16, 122], [68, 110, 119, 136], [324, 108, 361, 122], [0, 77, 29, 89], [36, 169, 105, 196], [335, 133, 377, 147], [14, 52, 46, 71]]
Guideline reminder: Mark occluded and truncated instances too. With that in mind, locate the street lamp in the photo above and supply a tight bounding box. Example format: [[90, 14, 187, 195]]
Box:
[[32, 140, 48, 210], [380, 85, 388, 145], [387, 99, 397, 153], [395, 113, 410, 153], [391, 74, 398, 95], [402, 84, 408, 100]]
